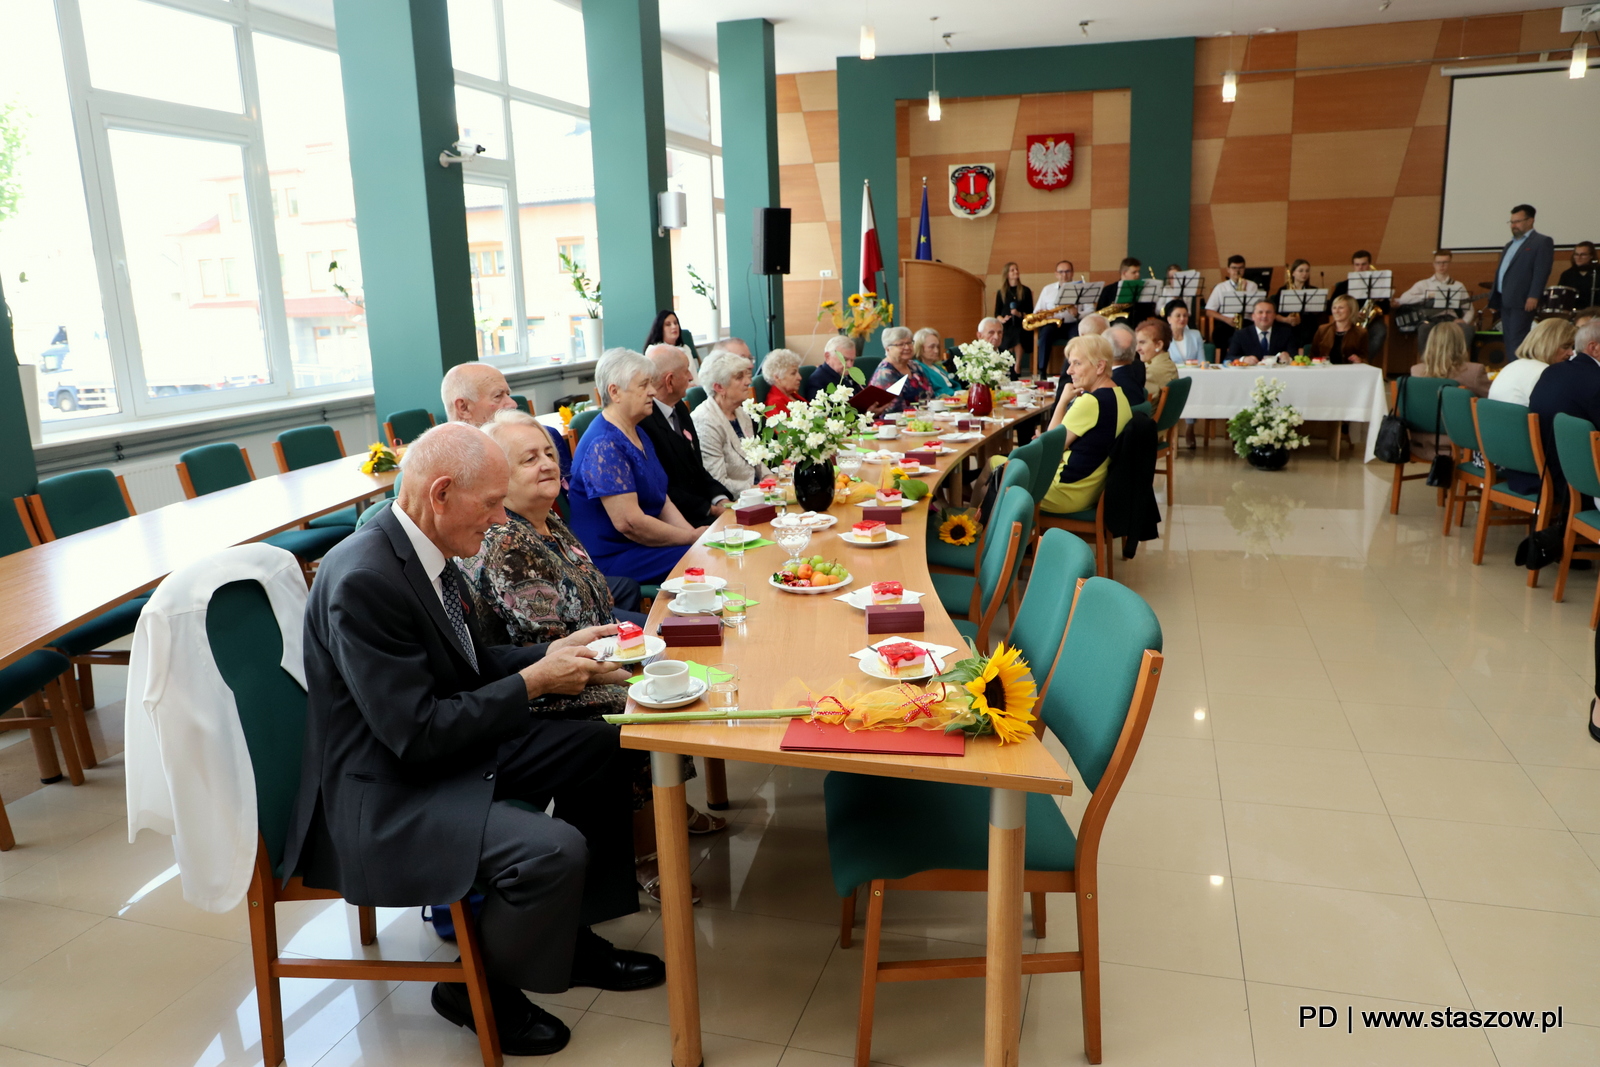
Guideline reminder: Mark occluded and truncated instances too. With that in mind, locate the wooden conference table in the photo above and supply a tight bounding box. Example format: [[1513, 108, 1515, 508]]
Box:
[[620, 402, 1069, 1067], [0, 456, 395, 672]]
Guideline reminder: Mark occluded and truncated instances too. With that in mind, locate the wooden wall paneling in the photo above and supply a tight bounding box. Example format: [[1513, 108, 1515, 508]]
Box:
[[907, 97, 1021, 156], [1089, 208, 1130, 271], [782, 163, 826, 224], [896, 157, 911, 217], [1292, 66, 1432, 134], [985, 210, 1093, 274], [1089, 143, 1130, 210], [1194, 36, 1234, 86], [1394, 126, 1448, 197], [1288, 129, 1411, 201], [775, 74, 802, 113], [926, 216, 1000, 280], [1091, 90, 1131, 144], [803, 111, 840, 163], [1193, 93, 1234, 140], [1226, 77, 1295, 137], [1191, 139, 1224, 204], [1210, 135, 1293, 203], [1243, 33, 1298, 75], [815, 162, 842, 222], [1286, 198, 1394, 263], [1415, 68, 1452, 127], [1011, 92, 1095, 148], [777, 111, 813, 164], [1457, 14, 1526, 56], [794, 71, 837, 112], [1210, 201, 1289, 265], [1380, 196, 1446, 264], [1002, 147, 1093, 213], [1296, 19, 1443, 69], [1190, 205, 1219, 269]]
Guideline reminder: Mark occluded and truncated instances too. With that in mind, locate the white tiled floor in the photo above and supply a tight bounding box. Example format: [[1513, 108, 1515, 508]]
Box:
[[4, 448, 1600, 1064]]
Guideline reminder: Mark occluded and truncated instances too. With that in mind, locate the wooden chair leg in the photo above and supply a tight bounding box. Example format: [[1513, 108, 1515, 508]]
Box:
[[702, 758, 729, 811], [62, 669, 97, 769], [840, 889, 857, 949], [1388, 462, 1405, 514], [76, 661, 95, 711], [1555, 521, 1578, 603], [21, 693, 63, 784], [1471, 491, 1493, 565], [43, 678, 84, 786], [1031, 892, 1048, 938], [0, 792, 13, 852], [358, 905, 377, 946], [1077, 882, 1103, 1065], [247, 859, 286, 1067], [453, 898, 503, 1067], [855, 881, 886, 1067]]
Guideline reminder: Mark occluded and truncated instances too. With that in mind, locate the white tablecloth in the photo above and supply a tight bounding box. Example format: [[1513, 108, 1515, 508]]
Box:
[[1176, 364, 1389, 463]]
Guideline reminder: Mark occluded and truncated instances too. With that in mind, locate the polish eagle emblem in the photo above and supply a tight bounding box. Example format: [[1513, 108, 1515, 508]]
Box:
[[1026, 134, 1075, 190]]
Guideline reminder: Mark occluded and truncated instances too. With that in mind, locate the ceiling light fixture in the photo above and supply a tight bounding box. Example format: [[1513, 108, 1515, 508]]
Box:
[[927, 17, 941, 121], [1221, 69, 1238, 101], [860, 0, 875, 60], [1258, 26, 1278, 34], [1079, 20, 1091, 37], [1572, 37, 1590, 78]]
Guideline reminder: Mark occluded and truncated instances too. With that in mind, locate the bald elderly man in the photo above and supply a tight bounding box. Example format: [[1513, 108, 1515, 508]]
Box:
[[442, 362, 518, 426], [281, 423, 662, 1057], [977, 316, 1005, 349], [640, 343, 731, 526]]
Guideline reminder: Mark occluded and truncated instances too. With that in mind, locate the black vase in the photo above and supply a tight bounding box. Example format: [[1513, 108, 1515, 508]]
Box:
[[1247, 446, 1289, 471], [793, 461, 836, 512]]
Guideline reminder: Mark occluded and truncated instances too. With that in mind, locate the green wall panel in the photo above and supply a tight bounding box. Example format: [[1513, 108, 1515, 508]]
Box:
[[717, 18, 784, 354]]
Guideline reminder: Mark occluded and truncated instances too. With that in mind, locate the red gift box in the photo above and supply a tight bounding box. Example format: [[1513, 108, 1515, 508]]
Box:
[[858, 505, 902, 525], [865, 603, 925, 633], [658, 617, 723, 646], [957, 418, 977, 431], [904, 450, 938, 465], [733, 503, 777, 525]]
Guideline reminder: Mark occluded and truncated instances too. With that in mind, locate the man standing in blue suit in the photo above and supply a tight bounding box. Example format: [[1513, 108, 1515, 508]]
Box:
[[1490, 204, 1556, 361]]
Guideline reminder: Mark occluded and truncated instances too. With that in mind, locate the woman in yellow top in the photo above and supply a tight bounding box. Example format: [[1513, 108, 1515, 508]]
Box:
[[1043, 334, 1133, 515]]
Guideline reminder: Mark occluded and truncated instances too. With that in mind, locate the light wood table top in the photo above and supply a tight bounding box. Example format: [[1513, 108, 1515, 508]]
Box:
[[0, 456, 394, 670], [618, 403, 1067, 794]]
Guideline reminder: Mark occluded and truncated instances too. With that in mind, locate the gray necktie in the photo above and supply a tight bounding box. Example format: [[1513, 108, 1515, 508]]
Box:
[[438, 564, 479, 673]]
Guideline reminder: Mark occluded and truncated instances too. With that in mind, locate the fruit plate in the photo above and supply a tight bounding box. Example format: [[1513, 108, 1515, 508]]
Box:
[[841, 530, 910, 547], [858, 656, 936, 682], [768, 573, 854, 595], [659, 575, 728, 594], [588, 634, 667, 664]]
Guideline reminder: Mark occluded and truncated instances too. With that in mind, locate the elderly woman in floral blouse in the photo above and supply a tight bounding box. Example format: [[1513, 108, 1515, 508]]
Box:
[[870, 325, 934, 412], [468, 410, 726, 872]]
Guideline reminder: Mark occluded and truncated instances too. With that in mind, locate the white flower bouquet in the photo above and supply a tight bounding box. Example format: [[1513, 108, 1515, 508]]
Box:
[[951, 339, 1014, 387], [739, 384, 874, 468], [1226, 376, 1310, 457]]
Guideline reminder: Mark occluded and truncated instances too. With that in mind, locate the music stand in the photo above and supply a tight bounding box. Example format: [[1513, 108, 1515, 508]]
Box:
[[1347, 270, 1392, 302], [1278, 289, 1329, 314], [1215, 289, 1254, 323], [1159, 271, 1203, 312], [1063, 281, 1103, 313], [1129, 279, 1165, 306], [1424, 287, 1468, 314]]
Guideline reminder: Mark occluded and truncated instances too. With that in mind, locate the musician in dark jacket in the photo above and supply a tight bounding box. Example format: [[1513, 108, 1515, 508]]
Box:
[[1559, 242, 1599, 307], [282, 424, 662, 1057], [640, 344, 731, 526]]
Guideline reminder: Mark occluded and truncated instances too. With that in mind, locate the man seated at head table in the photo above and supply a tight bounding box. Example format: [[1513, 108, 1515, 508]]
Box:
[[1226, 299, 1297, 365], [279, 422, 663, 1058], [1106, 322, 1146, 405], [568, 348, 706, 586], [442, 362, 518, 426], [639, 343, 731, 527]]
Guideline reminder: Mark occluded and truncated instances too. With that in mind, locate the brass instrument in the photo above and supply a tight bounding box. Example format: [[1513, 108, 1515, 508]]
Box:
[[1102, 266, 1156, 324], [1022, 304, 1069, 330], [1281, 262, 1302, 326], [1355, 299, 1381, 328]]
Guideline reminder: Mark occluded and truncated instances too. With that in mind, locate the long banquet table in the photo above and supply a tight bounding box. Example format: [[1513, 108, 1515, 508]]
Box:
[[1177, 362, 1389, 462], [619, 403, 1070, 1067], [0, 456, 395, 671]]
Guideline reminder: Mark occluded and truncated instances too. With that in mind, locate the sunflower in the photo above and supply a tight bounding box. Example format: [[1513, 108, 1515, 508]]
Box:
[[848, 293, 864, 308], [963, 643, 1037, 744], [821, 299, 838, 309], [361, 442, 399, 475], [939, 511, 980, 546], [558, 404, 574, 428]]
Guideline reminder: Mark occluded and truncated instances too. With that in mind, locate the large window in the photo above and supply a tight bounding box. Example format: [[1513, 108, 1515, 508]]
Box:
[[0, 0, 366, 433]]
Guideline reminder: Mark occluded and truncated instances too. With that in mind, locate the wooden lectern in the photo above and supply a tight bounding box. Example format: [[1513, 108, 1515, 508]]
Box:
[[899, 259, 985, 349]]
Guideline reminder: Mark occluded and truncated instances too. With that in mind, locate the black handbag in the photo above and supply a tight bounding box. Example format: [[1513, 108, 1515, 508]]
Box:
[[1373, 375, 1412, 465], [1424, 386, 1454, 488]]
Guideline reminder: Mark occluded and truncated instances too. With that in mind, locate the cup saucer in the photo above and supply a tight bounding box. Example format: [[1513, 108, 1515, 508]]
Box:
[[632, 675, 710, 709]]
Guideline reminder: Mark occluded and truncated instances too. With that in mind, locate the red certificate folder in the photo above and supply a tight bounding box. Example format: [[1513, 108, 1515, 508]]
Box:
[[779, 718, 967, 756], [847, 385, 897, 413]]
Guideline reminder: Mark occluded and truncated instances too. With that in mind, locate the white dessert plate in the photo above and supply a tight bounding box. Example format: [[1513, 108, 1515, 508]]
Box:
[[841, 529, 911, 547], [837, 587, 926, 609], [768, 573, 855, 595], [659, 575, 727, 594], [588, 634, 666, 664]]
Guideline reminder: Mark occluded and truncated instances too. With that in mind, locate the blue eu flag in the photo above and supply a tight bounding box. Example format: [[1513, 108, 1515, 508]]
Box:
[[915, 183, 932, 261]]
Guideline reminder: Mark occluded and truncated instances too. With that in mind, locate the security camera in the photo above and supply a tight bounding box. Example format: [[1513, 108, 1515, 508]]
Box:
[[438, 141, 487, 167]]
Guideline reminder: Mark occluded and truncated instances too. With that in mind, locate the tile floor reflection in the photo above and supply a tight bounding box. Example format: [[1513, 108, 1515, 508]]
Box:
[[4, 449, 1600, 1064]]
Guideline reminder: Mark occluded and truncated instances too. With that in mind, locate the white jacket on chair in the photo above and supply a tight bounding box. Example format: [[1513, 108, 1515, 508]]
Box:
[[124, 543, 308, 912]]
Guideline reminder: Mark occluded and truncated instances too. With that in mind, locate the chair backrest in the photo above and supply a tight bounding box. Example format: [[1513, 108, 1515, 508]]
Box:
[[383, 408, 434, 447], [355, 499, 391, 528], [276, 425, 345, 471], [178, 443, 254, 498], [752, 375, 769, 406], [1006, 438, 1044, 497], [976, 483, 1034, 617], [205, 579, 309, 872], [1473, 397, 1539, 474], [511, 394, 532, 414], [1398, 376, 1458, 436], [31, 469, 134, 539], [1440, 385, 1480, 453], [1, 498, 39, 557], [855, 354, 883, 382], [1153, 375, 1193, 432], [685, 385, 707, 409], [1007, 529, 1095, 702], [571, 408, 601, 441], [1039, 576, 1163, 792], [1554, 413, 1600, 501], [1202, 341, 1216, 363], [798, 366, 815, 389], [1028, 427, 1068, 507]]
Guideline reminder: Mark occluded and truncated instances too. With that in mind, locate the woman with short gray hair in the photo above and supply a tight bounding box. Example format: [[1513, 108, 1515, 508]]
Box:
[[568, 347, 704, 583], [869, 325, 934, 412], [692, 349, 771, 493], [760, 347, 804, 415]]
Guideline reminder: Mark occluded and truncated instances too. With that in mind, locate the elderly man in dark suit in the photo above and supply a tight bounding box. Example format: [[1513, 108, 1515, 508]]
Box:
[[1490, 203, 1557, 361], [640, 343, 731, 526], [1512, 318, 1600, 501], [1226, 299, 1297, 364], [281, 423, 663, 1057]]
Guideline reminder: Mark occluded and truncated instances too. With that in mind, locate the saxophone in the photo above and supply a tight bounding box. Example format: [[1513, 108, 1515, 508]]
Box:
[[1023, 304, 1069, 330], [1102, 266, 1155, 324], [1355, 300, 1382, 328]]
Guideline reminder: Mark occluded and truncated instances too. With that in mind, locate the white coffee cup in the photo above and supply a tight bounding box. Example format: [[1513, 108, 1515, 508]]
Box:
[[876, 424, 900, 439], [643, 660, 691, 701], [679, 581, 718, 611], [929, 399, 947, 412], [737, 488, 764, 507]]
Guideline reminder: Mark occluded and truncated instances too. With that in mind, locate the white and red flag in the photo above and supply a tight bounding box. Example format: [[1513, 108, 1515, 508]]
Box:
[[859, 180, 883, 295]]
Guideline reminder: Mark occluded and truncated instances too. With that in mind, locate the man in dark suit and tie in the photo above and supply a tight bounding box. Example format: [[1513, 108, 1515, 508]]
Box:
[[1513, 318, 1600, 500], [282, 423, 663, 1057], [1226, 300, 1297, 364], [640, 344, 732, 526], [1490, 203, 1556, 361]]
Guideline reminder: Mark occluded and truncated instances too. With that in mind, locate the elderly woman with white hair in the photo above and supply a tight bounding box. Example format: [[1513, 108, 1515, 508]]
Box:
[[913, 327, 958, 397], [692, 348, 772, 493], [760, 347, 805, 416], [869, 325, 934, 412], [568, 347, 705, 585]]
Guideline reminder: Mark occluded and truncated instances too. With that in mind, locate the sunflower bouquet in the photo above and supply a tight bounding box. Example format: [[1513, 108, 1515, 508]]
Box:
[[820, 291, 895, 341], [360, 442, 400, 475]]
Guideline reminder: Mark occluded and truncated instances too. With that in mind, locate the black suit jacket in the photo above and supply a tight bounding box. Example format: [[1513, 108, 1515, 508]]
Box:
[[639, 401, 731, 527], [1516, 355, 1600, 496], [281, 505, 548, 907], [1227, 323, 1297, 360], [1490, 231, 1556, 312], [1111, 361, 1147, 406]]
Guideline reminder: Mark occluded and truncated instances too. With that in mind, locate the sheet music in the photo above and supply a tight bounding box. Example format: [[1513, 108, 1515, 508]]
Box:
[[1216, 289, 1255, 316], [1062, 281, 1103, 311], [1347, 270, 1393, 300], [1424, 286, 1468, 311], [1277, 288, 1329, 313]]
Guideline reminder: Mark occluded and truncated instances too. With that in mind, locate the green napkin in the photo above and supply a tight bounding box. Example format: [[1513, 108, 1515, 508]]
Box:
[[707, 536, 776, 552], [628, 661, 734, 686]]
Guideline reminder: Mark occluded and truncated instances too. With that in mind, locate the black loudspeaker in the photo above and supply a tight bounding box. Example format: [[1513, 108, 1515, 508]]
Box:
[[753, 207, 791, 275]]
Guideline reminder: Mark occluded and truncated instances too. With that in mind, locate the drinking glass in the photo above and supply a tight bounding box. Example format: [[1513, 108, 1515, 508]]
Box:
[[723, 522, 746, 557], [775, 523, 812, 563], [837, 452, 863, 480], [720, 582, 747, 624], [706, 663, 739, 712]]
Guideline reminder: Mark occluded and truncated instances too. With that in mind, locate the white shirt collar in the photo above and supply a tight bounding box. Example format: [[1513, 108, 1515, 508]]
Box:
[[654, 397, 678, 421], [392, 502, 449, 604]]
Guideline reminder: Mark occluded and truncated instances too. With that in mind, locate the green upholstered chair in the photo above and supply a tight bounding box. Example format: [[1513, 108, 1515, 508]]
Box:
[[798, 366, 815, 390], [26, 471, 149, 747], [1004, 529, 1098, 710], [1152, 375, 1193, 506], [382, 408, 436, 449], [684, 386, 707, 410], [824, 576, 1164, 1066], [1552, 413, 1600, 622], [854, 354, 883, 383], [0, 647, 86, 849], [511, 394, 532, 414], [1202, 341, 1216, 363], [177, 444, 351, 574], [355, 499, 391, 528], [273, 426, 359, 529], [927, 440, 1038, 576], [1439, 386, 1486, 536], [752, 374, 769, 408], [202, 574, 501, 1067], [930, 481, 1033, 652], [570, 408, 601, 441], [1470, 397, 1551, 583], [1386, 377, 1460, 515]]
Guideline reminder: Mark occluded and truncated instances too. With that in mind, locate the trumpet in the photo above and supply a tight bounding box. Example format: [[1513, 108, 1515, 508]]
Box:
[[1355, 299, 1381, 328], [1023, 304, 1070, 330]]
